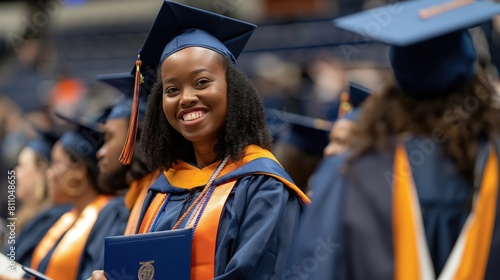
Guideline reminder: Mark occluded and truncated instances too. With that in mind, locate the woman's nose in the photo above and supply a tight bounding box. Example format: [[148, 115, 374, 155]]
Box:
[[179, 88, 199, 108]]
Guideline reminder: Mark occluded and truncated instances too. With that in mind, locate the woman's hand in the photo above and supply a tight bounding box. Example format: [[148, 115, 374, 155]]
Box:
[[88, 270, 107, 280], [0, 274, 22, 280]]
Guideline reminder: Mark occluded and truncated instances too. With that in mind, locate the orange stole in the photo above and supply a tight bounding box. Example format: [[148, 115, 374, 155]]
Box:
[[187, 180, 237, 280], [31, 195, 112, 280], [453, 146, 498, 279], [136, 180, 236, 278], [392, 145, 422, 280], [393, 144, 498, 280], [31, 210, 78, 270], [138, 193, 168, 234], [163, 145, 310, 204], [124, 171, 160, 235]]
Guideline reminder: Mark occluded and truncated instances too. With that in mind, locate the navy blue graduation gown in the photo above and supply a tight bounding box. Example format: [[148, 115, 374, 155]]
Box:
[[138, 157, 306, 279], [4, 204, 72, 267], [288, 137, 500, 279], [35, 197, 129, 280]]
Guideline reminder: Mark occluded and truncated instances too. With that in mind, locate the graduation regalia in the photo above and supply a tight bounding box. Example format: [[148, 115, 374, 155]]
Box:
[[289, 137, 500, 279], [289, 0, 500, 279], [3, 127, 70, 267], [29, 112, 129, 280], [123, 171, 161, 235], [96, 72, 160, 235], [3, 203, 72, 267], [31, 197, 129, 280], [135, 145, 309, 279], [111, 2, 309, 279]]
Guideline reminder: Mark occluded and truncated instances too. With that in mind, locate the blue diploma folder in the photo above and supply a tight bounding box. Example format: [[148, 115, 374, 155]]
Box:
[[104, 228, 192, 280]]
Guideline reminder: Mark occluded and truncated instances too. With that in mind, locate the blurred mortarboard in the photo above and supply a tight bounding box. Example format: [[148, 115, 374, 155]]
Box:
[[343, 108, 362, 122], [337, 82, 372, 119], [26, 126, 60, 161], [266, 83, 371, 156], [97, 73, 147, 121], [333, 0, 500, 96], [119, 0, 257, 165], [349, 83, 372, 106], [268, 83, 370, 155], [54, 112, 104, 166], [266, 108, 333, 156], [266, 108, 333, 132]]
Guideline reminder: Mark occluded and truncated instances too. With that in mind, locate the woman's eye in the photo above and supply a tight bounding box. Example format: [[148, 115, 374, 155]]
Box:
[[196, 79, 210, 87], [165, 87, 179, 94]]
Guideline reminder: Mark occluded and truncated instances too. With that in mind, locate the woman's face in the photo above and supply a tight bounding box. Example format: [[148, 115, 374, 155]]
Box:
[[14, 147, 46, 203], [161, 47, 228, 148], [96, 118, 129, 191], [46, 143, 76, 204]]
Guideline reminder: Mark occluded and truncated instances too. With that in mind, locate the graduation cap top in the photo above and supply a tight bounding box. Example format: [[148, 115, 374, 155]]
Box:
[[138, 0, 256, 76], [26, 126, 60, 161], [97, 73, 147, 121], [119, 0, 257, 165], [55, 112, 104, 166], [333, 0, 500, 96]]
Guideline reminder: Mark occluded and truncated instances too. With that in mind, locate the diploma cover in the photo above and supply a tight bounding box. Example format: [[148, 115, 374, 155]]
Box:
[[104, 228, 192, 280]]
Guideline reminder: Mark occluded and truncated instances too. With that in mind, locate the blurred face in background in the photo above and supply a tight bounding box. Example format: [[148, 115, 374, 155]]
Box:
[[323, 119, 357, 157], [308, 59, 347, 101], [15, 147, 47, 204], [96, 118, 129, 192], [46, 143, 86, 204]]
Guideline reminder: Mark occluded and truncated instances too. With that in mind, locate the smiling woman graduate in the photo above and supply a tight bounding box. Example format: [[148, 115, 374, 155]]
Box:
[[92, 1, 309, 280], [288, 0, 500, 279]]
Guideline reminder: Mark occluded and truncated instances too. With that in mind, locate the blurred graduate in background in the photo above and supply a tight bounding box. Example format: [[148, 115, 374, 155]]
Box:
[[1, 126, 72, 269], [13, 127, 64, 233], [270, 83, 370, 193], [95, 73, 159, 235], [305, 83, 371, 196], [28, 113, 128, 280], [323, 84, 371, 157], [288, 0, 500, 279]]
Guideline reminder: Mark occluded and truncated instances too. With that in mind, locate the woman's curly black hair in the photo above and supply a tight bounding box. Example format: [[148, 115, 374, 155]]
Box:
[[140, 54, 272, 170]]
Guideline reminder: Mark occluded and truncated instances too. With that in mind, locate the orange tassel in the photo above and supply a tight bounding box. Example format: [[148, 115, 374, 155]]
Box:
[[337, 91, 353, 118], [119, 54, 143, 165]]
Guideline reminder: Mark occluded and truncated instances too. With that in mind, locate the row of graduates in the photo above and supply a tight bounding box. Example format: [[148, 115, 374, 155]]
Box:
[[4, 0, 500, 279], [3, 2, 311, 279]]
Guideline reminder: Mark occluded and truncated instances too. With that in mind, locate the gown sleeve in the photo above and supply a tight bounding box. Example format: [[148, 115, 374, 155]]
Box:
[[213, 175, 303, 280], [285, 155, 346, 280]]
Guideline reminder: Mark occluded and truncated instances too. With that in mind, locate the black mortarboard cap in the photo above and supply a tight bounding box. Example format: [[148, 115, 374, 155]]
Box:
[[139, 1, 256, 74], [26, 126, 60, 161], [97, 73, 147, 121], [55, 112, 104, 166], [119, 1, 257, 165]]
